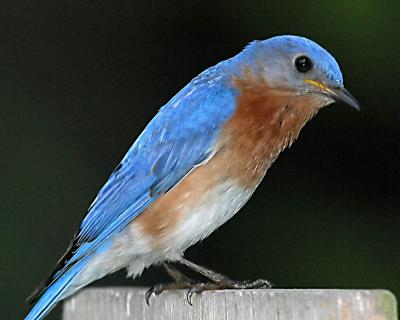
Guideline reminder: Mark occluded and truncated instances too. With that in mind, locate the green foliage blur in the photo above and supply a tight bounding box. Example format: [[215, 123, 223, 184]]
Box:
[[1, 1, 399, 319]]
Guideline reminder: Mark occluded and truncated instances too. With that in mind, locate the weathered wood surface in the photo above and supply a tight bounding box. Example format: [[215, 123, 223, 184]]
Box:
[[63, 288, 397, 320]]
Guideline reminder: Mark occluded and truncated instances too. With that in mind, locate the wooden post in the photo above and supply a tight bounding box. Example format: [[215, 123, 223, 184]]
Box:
[[63, 288, 397, 320]]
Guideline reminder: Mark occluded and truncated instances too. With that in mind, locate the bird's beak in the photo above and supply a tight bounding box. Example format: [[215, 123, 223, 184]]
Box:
[[305, 79, 360, 110]]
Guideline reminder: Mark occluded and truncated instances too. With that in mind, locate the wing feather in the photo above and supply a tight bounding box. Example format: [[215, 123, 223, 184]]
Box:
[[30, 64, 237, 302]]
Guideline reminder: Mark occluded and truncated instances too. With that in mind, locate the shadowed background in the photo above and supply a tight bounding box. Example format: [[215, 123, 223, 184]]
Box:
[[0, 1, 399, 319]]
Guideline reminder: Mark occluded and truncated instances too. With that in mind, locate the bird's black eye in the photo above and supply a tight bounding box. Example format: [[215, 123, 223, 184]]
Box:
[[295, 56, 312, 73]]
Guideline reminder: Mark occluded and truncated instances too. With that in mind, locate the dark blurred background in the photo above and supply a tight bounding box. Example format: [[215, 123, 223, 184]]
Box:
[[1, 1, 399, 319]]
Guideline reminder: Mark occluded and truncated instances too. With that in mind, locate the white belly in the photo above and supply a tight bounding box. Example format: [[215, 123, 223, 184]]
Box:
[[123, 180, 254, 276], [167, 181, 253, 252], [68, 181, 254, 296]]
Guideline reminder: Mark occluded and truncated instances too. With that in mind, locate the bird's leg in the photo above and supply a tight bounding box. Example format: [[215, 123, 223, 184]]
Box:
[[178, 257, 272, 305], [145, 263, 195, 305], [163, 262, 194, 283], [178, 257, 272, 287], [146, 259, 272, 306]]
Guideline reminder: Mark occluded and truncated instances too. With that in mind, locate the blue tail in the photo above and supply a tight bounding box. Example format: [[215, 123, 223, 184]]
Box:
[[25, 259, 87, 320]]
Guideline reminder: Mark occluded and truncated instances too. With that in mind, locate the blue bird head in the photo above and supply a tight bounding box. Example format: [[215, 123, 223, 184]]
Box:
[[237, 35, 359, 110]]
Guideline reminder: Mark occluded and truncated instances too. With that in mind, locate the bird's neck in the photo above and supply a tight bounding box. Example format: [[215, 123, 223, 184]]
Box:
[[217, 77, 321, 189]]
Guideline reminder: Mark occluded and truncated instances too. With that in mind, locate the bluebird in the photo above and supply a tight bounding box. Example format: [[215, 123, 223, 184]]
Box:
[[26, 35, 359, 320]]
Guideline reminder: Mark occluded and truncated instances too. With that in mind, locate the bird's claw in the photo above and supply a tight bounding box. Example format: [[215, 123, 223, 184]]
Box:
[[145, 281, 195, 306], [186, 283, 210, 305], [146, 277, 272, 306], [145, 284, 163, 306], [184, 278, 272, 305]]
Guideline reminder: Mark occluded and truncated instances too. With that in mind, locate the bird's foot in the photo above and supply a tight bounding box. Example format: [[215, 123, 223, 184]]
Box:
[[185, 277, 272, 305], [146, 259, 272, 305], [176, 257, 272, 304], [146, 278, 271, 306], [146, 263, 195, 305], [145, 280, 194, 305]]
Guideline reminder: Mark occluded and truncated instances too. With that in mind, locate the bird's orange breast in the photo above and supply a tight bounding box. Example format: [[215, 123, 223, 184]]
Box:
[[133, 73, 322, 247], [218, 73, 322, 188]]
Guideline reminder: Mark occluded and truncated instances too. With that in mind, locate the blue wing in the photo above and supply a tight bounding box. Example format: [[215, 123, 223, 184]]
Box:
[[77, 65, 237, 245], [26, 63, 237, 319]]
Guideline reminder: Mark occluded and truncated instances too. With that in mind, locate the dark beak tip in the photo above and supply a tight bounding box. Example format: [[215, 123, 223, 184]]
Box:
[[349, 100, 361, 111], [331, 86, 360, 111]]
